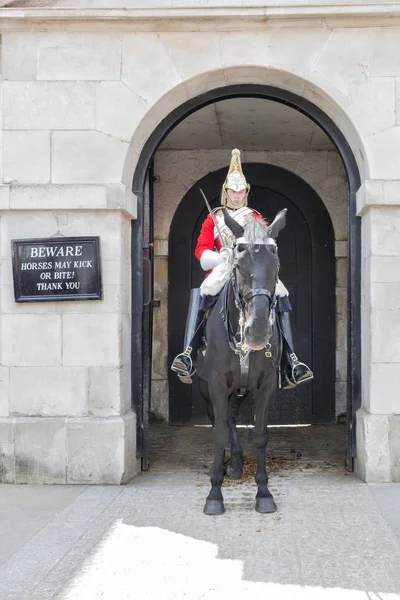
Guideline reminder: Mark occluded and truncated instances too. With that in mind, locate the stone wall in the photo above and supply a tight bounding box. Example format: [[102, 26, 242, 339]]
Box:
[[0, 32, 138, 484], [152, 149, 348, 421], [0, 208, 136, 484], [1, 10, 400, 481]]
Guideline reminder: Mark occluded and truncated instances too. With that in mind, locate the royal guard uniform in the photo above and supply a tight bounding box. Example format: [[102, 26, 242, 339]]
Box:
[[171, 149, 313, 388]]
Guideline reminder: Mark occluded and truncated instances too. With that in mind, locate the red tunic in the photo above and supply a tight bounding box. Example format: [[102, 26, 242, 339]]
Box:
[[195, 209, 266, 262]]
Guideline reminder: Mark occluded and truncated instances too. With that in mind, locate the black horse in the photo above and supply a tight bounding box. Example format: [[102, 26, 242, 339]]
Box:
[[196, 208, 287, 516]]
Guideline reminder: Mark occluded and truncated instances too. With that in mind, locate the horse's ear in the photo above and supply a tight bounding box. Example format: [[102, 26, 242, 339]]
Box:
[[267, 209, 287, 239], [222, 209, 245, 239]]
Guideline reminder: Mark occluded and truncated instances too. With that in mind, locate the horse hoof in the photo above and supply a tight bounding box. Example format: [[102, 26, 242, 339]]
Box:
[[255, 496, 277, 514], [228, 470, 243, 481], [203, 500, 225, 516]]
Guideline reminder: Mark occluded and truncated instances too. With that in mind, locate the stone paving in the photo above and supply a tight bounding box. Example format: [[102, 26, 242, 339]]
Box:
[[0, 424, 400, 599]]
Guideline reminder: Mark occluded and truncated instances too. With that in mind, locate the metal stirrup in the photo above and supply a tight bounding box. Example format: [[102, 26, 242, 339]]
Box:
[[291, 362, 313, 382], [172, 348, 196, 377], [182, 345, 196, 376], [184, 354, 196, 377]]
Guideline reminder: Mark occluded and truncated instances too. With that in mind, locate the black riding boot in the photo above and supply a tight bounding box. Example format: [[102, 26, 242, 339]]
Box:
[[278, 311, 313, 389], [171, 288, 204, 384]]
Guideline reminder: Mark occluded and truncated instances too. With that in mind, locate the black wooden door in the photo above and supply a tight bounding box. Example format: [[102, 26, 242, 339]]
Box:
[[133, 168, 154, 470], [168, 164, 335, 425]]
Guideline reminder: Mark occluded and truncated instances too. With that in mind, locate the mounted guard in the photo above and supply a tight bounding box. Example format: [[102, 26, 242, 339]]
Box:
[[171, 148, 313, 390]]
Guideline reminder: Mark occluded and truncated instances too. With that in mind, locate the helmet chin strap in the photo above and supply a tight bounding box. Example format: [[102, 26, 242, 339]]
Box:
[[223, 190, 248, 210]]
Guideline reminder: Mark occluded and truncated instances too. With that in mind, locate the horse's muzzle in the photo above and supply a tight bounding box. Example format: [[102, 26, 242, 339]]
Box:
[[244, 320, 271, 351]]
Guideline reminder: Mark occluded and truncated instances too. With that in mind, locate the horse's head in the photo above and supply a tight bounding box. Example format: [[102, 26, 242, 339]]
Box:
[[222, 208, 287, 351]]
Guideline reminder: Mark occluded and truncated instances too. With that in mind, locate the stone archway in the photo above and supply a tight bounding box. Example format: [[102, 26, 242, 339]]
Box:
[[131, 82, 361, 472]]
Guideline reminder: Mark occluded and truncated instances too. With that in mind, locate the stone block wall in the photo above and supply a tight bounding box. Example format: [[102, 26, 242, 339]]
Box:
[[0, 12, 399, 481], [356, 181, 400, 482], [0, 210, 136, 484], [0, 31, 138, 484], [152, 148, 348, 421]]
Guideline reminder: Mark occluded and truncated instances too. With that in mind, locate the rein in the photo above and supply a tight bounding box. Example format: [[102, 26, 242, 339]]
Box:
[[218, 266, 279, 396], [230, 268, 277, 358]]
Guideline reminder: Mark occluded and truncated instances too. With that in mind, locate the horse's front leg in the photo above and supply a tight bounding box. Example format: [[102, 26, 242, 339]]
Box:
[[227, 392, 245, 480], [204, 376, 229, 516], [253, 378, 277, 514]]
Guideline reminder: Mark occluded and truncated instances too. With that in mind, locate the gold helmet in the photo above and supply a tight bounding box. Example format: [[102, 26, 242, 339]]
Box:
[[221, 148, 250, 209]]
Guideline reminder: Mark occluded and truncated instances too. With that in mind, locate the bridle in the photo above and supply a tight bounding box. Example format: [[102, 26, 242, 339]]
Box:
[[215, 242, 280, 396], [231, 268, 276, 313], [230, 244, 278, 361], [242, 287, 275, 304], [217, 250, 279, 397]]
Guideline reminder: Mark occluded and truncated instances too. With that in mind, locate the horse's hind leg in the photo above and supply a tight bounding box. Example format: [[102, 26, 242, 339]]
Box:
[[253, 385, 277, 514], [227, 392, 244, 480], [204, 378, 229, 516]]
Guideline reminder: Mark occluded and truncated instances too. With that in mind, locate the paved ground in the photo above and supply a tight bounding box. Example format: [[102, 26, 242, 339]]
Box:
[[1, 424, 400, 599]]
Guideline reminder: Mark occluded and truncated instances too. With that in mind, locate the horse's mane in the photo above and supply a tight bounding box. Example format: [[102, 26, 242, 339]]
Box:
[[243, 216, 272, 246]]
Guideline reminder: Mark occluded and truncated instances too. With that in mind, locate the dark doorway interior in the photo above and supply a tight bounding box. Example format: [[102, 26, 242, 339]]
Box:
[[168, 163, 335, 425]]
